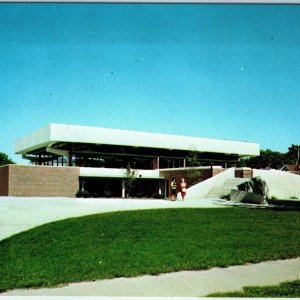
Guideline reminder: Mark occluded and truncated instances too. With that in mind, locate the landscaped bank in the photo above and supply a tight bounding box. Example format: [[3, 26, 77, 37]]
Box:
[[0, 207, 299, 292]]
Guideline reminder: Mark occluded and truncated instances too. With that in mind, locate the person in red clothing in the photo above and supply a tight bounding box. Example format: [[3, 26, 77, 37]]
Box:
[[180, 178, 187, 201]]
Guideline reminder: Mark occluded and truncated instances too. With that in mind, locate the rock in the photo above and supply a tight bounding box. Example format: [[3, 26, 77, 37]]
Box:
[[237, 176, 269, 200], [230, 176, 269, 205]]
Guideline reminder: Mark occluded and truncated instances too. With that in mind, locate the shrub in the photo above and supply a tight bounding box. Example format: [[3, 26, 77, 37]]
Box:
[[92, 192, 102, 198], [76, 190, 91, 198], [135, 192, 145, 198], [104, 190, 114, 198], [152, 193, 165, 199]]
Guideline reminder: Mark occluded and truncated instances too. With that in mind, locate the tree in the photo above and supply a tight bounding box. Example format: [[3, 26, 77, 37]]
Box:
[[185, 150, 202, 186], [122, 163, 138, 198], [284, 144, 300, 165], [238, 146, 297, 170], [0, 152, 15, 166]]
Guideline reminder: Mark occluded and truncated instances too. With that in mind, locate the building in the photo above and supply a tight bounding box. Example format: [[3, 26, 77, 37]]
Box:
[[280, 164, 300, 174], [0, 123, 260, 198]]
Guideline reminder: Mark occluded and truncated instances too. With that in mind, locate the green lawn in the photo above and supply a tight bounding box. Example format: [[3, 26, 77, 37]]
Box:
[[0, 207, 300, 292], [208, 279, 300, 297]]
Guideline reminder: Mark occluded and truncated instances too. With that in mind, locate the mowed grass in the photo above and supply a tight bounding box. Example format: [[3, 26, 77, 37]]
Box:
[[0, 207, 300, 292], [208, 279, 300, 297]]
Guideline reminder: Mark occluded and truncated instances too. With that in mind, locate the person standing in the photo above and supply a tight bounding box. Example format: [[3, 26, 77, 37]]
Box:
[[170, 178, 177, 201], [180, 178, 187, 201]]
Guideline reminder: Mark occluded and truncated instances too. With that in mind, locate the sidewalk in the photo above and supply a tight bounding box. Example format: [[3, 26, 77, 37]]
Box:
[[2, 258, 300, 296], [0, 196, 225, 241], [1, 196, 299, 297]]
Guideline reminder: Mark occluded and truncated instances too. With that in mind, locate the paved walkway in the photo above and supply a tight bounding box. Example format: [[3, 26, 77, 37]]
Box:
[[2, 258, 300, 296], [1, 196, 299, 297], [0, 196, 225, 241]]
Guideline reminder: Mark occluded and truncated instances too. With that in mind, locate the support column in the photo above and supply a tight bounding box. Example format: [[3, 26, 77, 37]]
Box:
[[158, 181, 162, 195], [210, 162, 214, 177], [68, 152, 72, 166], [46, 147, 71, 167], [165, 179, 168, 198], [122, 180, 126, 198]]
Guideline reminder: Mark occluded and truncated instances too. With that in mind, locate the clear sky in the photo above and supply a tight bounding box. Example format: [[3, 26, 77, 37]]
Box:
[[0, 3, 299, 164]]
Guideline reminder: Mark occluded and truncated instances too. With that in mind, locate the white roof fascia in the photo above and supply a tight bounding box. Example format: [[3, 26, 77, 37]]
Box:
[[80, 167, 162, 179], [15, 124, 51, 154], [15, 123, 260, 157]]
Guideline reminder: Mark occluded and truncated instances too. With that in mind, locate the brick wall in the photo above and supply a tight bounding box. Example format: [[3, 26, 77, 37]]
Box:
[[160, 167, 224, 197], [7, 165, 80, 197], [0, 165, 9, 196], [235, 168, 253, 178]]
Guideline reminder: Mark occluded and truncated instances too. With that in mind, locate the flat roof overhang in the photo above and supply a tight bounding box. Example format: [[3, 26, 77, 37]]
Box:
[[15, 123, 260, 157], [79, 167, 163, 179]]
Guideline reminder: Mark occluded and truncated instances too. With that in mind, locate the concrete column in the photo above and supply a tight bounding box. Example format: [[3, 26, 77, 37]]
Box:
[[158, 181, 162, 195], [122, 180, 125, 198], [165, 179, 169, 198], [46, 147, 70, 167], [210, 162, 214, 177], [68, 153, 72, 167]]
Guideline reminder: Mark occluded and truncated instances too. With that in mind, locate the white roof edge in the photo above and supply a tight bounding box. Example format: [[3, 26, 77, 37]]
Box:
[[15, 124, 52, 154], [79, 167, 163, 179], [15, 123, 260, 156]]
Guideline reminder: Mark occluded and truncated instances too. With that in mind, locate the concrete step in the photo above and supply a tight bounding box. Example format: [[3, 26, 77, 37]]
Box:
[[205, 178, 250, 199]]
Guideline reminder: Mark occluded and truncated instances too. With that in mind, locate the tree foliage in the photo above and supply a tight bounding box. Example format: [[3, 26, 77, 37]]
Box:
[[284, 144, 300, 165], [238, 144, 300, 169], [0, 152, 15, 166], [185, 150, 202, 186], [123, 163, 138, 197]]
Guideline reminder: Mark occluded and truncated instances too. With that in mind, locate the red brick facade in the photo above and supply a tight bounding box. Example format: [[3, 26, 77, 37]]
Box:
[[0, 165, 9, 196], [235, 168, 253, 178], [160, 167, 225, 197], [0, 165, 80, 197], [0, 164, 254, 198]]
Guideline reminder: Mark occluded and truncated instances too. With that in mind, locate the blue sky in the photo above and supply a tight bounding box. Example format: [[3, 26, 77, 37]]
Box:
[[0, 3, 299, 163]]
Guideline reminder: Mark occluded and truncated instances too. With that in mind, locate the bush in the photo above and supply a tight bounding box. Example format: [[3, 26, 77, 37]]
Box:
[[104, 190, 114, 198], [92, 192, 102, 198], [135, 192, 145, 198], [76, 190, 91, 198], [152, 193, 165, 199]]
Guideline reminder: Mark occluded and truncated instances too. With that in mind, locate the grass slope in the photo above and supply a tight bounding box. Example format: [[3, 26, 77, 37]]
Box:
[[208, 279, 300, 297], [0, 207, 300, 292]]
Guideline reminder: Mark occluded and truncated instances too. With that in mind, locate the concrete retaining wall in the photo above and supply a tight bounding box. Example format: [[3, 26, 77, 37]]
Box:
[[186, 168, 235, 199], [253, 169, 300, 199], [230, 189, 265, 204]]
